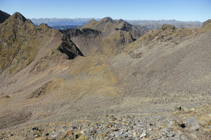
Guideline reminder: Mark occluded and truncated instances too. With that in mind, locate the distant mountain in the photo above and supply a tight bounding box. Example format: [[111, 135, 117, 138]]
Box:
[[0, 10, 10, 23], [51, 25, 82, 30], [127, 19, 202, 30], [30, 18, 202, 30], [82, 17, 148, 40], [30, 18, 100, 26], [62, 17, 148, 56]]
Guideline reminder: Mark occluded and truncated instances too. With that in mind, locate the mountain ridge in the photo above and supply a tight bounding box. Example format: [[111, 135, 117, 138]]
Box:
[[62, 17, 148, 56], [30, 17, 202, 30], [0, 12, 82, 75]]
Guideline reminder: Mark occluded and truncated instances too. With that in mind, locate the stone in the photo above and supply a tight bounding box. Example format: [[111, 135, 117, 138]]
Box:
[[140, 132, 147, 138], [142, 138, 150, 140], [183, 107, 189, 112], [190, 124, 201, 131], [111, 127, 119, 131], [190, 108, 196, 111], [35, 137, 46, 140]]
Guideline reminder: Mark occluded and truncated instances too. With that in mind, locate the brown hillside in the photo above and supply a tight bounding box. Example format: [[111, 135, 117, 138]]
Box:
[[110, 23, 211, 107], [82, 17, 148, 40], [0, 12, 82, 75], [62, 17, 148, 56]]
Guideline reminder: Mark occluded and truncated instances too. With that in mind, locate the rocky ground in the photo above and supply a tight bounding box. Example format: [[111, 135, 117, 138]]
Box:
[[1, 104, 211, 140]]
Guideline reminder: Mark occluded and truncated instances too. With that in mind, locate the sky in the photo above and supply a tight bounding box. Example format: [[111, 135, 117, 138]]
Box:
[[0, 0, 210, 22]]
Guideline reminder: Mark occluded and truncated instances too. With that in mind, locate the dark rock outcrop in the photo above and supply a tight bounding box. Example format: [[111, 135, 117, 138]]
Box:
[[0, 10, 10, 23]]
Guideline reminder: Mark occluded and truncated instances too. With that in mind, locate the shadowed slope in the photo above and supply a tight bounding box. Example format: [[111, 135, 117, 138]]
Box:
[[0, 10, 10, 23]]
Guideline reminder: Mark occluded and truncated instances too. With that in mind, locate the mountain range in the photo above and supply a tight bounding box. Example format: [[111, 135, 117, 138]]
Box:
[[0, 10, 211, 139], [30, 18, 100, 26], [30, 17, 202, 30]]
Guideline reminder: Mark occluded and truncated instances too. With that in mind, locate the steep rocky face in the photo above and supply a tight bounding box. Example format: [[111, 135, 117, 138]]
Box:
[[62, 28, 101, 38], [57, 35, 84, 59], [0, 10, 10, 23]]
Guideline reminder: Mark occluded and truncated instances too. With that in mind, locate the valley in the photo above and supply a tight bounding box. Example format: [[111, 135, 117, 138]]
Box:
[[0, 10, 211, 139]]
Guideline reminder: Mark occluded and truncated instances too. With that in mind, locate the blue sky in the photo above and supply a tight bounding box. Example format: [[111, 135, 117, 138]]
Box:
[[0, 0, 210, 21]]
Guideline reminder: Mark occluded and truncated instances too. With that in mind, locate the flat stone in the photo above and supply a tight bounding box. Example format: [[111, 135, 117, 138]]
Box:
[[140, 132, 146, 138], [190, 108, 196, 111]]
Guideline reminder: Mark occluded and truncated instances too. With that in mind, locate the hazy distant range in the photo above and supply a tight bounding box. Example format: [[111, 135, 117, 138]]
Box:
[[30, 18, 202, 30]]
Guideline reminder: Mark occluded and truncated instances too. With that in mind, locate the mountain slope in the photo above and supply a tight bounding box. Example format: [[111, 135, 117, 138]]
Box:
[[109, 23, 211, 107], [0, 12, 82, 75]]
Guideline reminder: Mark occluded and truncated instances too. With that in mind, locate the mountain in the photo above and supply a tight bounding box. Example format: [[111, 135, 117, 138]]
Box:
[[0, 10, 10, 23], [82, 17, 148, 39], [128, 19, 202, 30], [0, 12, 82, 75], [61, 17, 148, 56], [30, 18, 100, 26], [51, 25, 82, 30], [1, 10, 211, 140], [30, 17, 202, 30]]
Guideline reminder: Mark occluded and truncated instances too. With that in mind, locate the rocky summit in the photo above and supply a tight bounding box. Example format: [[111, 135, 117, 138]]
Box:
[[0, 10, 211, 140]]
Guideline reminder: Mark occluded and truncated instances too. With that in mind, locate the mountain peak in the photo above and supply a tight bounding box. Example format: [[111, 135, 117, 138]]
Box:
[[90, 19, 96, 22], [101, 17, 113, 22], [159, 24, 176, 31], [118, 19, 124, 23], [11, 12, 26, 22]]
